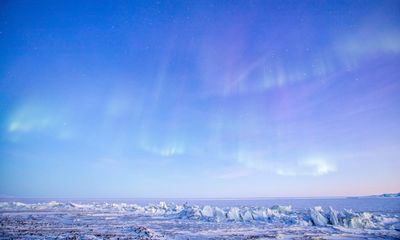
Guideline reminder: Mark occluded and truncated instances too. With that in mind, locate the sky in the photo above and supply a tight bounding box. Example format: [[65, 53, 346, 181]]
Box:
[[0, 0, 399, 198]]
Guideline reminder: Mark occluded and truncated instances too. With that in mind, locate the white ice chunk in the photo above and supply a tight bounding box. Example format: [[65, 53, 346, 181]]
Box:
[[329, 207, 339, 226], [348, 212, 375, 228], [242, 210, 254, 221], [214, 207, 226, 222], [271, 205, 292, 213], [201, 205, 214, 218], [227, 207, 242, 221], [252, 209, 267, 221], [178, 205, 202, 219], [159, 201, 168, 209], [309, 207, 328, 226]]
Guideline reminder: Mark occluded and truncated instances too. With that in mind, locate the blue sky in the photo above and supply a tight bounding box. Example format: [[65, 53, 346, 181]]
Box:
[[0, 0, 399, 198]]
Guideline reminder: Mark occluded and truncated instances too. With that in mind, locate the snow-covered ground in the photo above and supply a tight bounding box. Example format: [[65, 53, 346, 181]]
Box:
[[1, 201, 399, 239]]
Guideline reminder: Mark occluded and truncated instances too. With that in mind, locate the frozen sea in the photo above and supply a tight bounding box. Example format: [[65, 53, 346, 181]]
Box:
[[1, 197, 399, 239]]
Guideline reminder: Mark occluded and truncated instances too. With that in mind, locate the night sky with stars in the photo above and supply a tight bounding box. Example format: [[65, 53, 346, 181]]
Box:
[[1, 0, 399, 198]]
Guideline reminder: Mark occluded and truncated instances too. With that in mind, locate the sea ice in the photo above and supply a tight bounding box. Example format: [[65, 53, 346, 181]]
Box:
[[1, 201, 399, 239]]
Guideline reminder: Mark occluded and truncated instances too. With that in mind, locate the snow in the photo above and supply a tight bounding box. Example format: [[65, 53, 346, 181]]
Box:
[[1, 201, 399, 239]]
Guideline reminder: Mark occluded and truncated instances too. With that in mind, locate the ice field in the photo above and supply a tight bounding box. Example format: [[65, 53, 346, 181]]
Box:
[[1, 198, 399, 239]]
